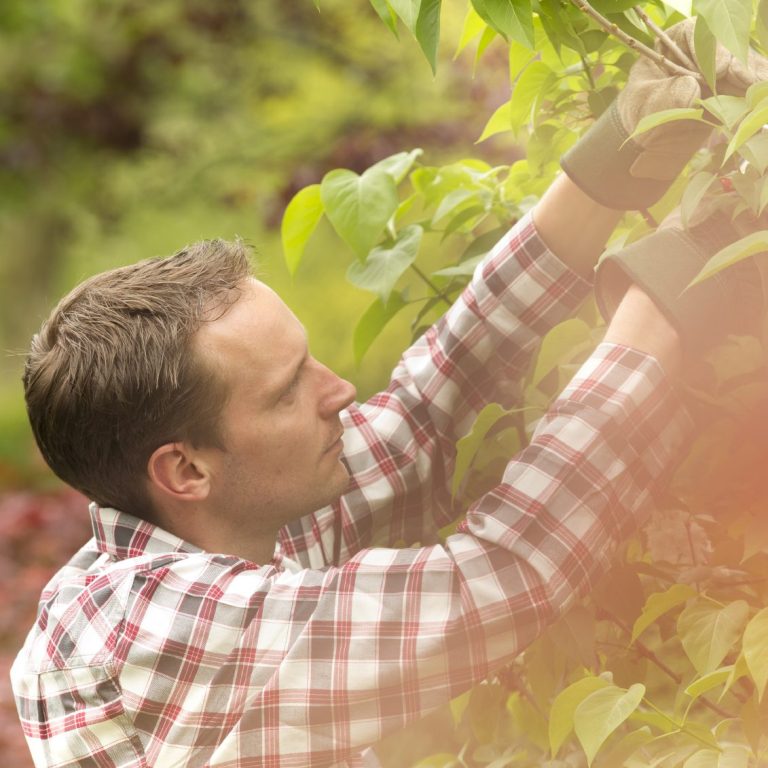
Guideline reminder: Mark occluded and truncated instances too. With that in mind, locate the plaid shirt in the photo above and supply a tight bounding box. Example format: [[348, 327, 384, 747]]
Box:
[[12, 213, 693, 767]]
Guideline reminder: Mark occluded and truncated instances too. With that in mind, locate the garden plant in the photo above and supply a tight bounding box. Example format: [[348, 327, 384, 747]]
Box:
[[282, 1, 768, 765]]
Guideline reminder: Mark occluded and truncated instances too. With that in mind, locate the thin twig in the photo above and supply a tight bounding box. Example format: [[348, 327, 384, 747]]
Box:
[[603, 613, 743, 718], [567, 0, 705, 85], [409, 263, 453, 307], [633, 5, 697, 71]]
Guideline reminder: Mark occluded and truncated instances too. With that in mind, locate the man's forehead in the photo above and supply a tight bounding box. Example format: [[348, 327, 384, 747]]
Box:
[[194, 278, 306, 382]]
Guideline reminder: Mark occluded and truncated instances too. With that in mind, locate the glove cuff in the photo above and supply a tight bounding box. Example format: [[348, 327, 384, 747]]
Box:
[[595, 215, 759, 352], [561, 101, 671, 211]]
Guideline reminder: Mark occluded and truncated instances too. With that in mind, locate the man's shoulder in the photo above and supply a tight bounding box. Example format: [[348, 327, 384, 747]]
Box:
[[14, 547, 276, 678]]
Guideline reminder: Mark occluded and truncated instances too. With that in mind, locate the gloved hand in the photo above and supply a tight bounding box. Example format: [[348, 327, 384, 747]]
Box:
[[561, 20, 768, 211], [595, 201, 768, 352]]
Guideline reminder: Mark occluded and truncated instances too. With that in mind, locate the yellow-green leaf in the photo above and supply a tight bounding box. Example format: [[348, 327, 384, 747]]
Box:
[[677, 599, 750, 675], [725, 104, 768, 161], [688, 231, 768, 288], [452, 403, 509, 497], [548, 675, 610, 758], [321, 168, 399, 259], [684, 666, 734, 701], [281, 184, 324, 276], [743, 606, 768, 700], [353, 290, 408, 364], [574, 683, 645, 766], [455, 4, 485, 57], [630, 108, 705, 140], [695, 0, 751, 65], [630, 583, 696, 643], [477, 100, 511, 143], [693, 16, 717, 92]]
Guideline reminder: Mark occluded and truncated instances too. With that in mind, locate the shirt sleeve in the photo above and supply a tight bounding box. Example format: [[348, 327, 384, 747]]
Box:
[[11, 344, 693, 768], [262, 345, 691, 766], [279, 213, 595, 567]]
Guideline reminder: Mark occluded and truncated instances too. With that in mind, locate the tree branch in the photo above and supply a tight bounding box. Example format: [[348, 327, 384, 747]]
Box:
[[632, 6, 697, 71], [566, 0, 705, 85]]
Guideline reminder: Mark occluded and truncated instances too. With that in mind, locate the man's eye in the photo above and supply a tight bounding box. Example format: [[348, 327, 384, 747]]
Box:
[[281, 377, 300, 400]]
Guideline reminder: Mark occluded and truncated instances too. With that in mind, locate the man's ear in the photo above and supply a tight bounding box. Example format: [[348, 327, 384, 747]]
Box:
[[147, 443, 211, 502]]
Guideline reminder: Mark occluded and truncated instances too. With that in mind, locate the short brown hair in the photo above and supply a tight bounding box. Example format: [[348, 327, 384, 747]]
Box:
[[23, 239, 252, 521]]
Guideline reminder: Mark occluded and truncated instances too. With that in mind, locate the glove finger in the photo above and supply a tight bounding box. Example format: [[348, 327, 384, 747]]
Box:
[[721, 50, 768, 94], [618, 73, 700, 141]]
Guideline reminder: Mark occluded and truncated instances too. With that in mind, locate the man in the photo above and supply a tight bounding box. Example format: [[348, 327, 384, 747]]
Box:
[[10, 23, 766, 768]]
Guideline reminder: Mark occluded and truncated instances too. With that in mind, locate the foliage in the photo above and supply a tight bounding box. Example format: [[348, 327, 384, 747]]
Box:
[[284, 0, 768, 765], [0, 0, 494, 473]]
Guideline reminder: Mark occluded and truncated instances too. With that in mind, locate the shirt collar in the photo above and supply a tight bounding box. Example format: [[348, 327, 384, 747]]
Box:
[[90, 503, 203, 560]]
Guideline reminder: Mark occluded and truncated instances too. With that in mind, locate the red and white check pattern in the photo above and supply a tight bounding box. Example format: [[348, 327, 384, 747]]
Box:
[[12, 214, 693, 767]]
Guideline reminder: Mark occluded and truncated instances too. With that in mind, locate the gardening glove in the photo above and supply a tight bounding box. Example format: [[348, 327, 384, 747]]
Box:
[[595, 202, 768, 352], [561, 19, 768, 211]]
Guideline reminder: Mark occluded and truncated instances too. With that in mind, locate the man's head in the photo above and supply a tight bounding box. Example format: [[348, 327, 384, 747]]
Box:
[[24, 239, 357, 539], [23, 240, 249, 522]]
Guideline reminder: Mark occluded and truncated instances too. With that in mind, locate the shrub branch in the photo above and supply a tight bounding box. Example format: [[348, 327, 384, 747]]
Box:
[[632, 6, 698, 71], [567, 0, 705, 85]]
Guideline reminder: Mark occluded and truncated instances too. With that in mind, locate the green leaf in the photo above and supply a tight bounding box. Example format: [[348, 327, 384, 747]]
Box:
[[724, 105, 768, 161], [549, 676, 611, 758], [368, 149, 423, 185], [746, 80, 768, 109], [688, 231, 768, 288], [471, 0, 534, 47], [630, 108, 705, 140], [693, 16, 717, 92], [759, 0, 768, 53], [680, 172, 716, 229], [353, 290, 408, 364], [346, 225, 422, 303], [631, 583, 696, 643], [684, 666, 734, 701], [740, 133, 768, 177], [389, 0, 421, 30], [415, 0, 441, 73], [531, 318, 592, 390], [677, 599, 750, 675], [412, 754, 461, 768], [683, 749, 720, 768], [662, 0, 692, 14], [281, 184, 324, 276], [452, 403, 508, 497], [683, 746, 750, 768], [573, 684, 645, 766], [743, 606, 768, 701], [694, 0, 751, 64], [474, 25, 498, 70], [590, 0, 640, 11], [432, 254, 484, 277], [368, 0, 399, 36], [477, 100, 511, 143], [432, 188, 479, 224], [509, 61, 556, 131], [455, 4, 486, 57], [321, 168, 399, 259], [700, 95, 749, 130]]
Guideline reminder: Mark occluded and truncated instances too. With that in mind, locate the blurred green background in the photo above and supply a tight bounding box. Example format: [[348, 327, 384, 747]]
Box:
[[0, 0, 515, 490]]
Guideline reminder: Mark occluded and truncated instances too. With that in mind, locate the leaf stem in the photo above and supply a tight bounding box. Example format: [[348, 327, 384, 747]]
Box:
[[580, 53, 596, 91], [566, 0, 705, 85], [642, 699, 729, 750], [410, 263, 454, 307], [603, 613, 741, 717]]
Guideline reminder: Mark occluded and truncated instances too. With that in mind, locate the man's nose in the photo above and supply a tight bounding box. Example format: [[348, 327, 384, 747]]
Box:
[[318, 364, 356, 417]]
